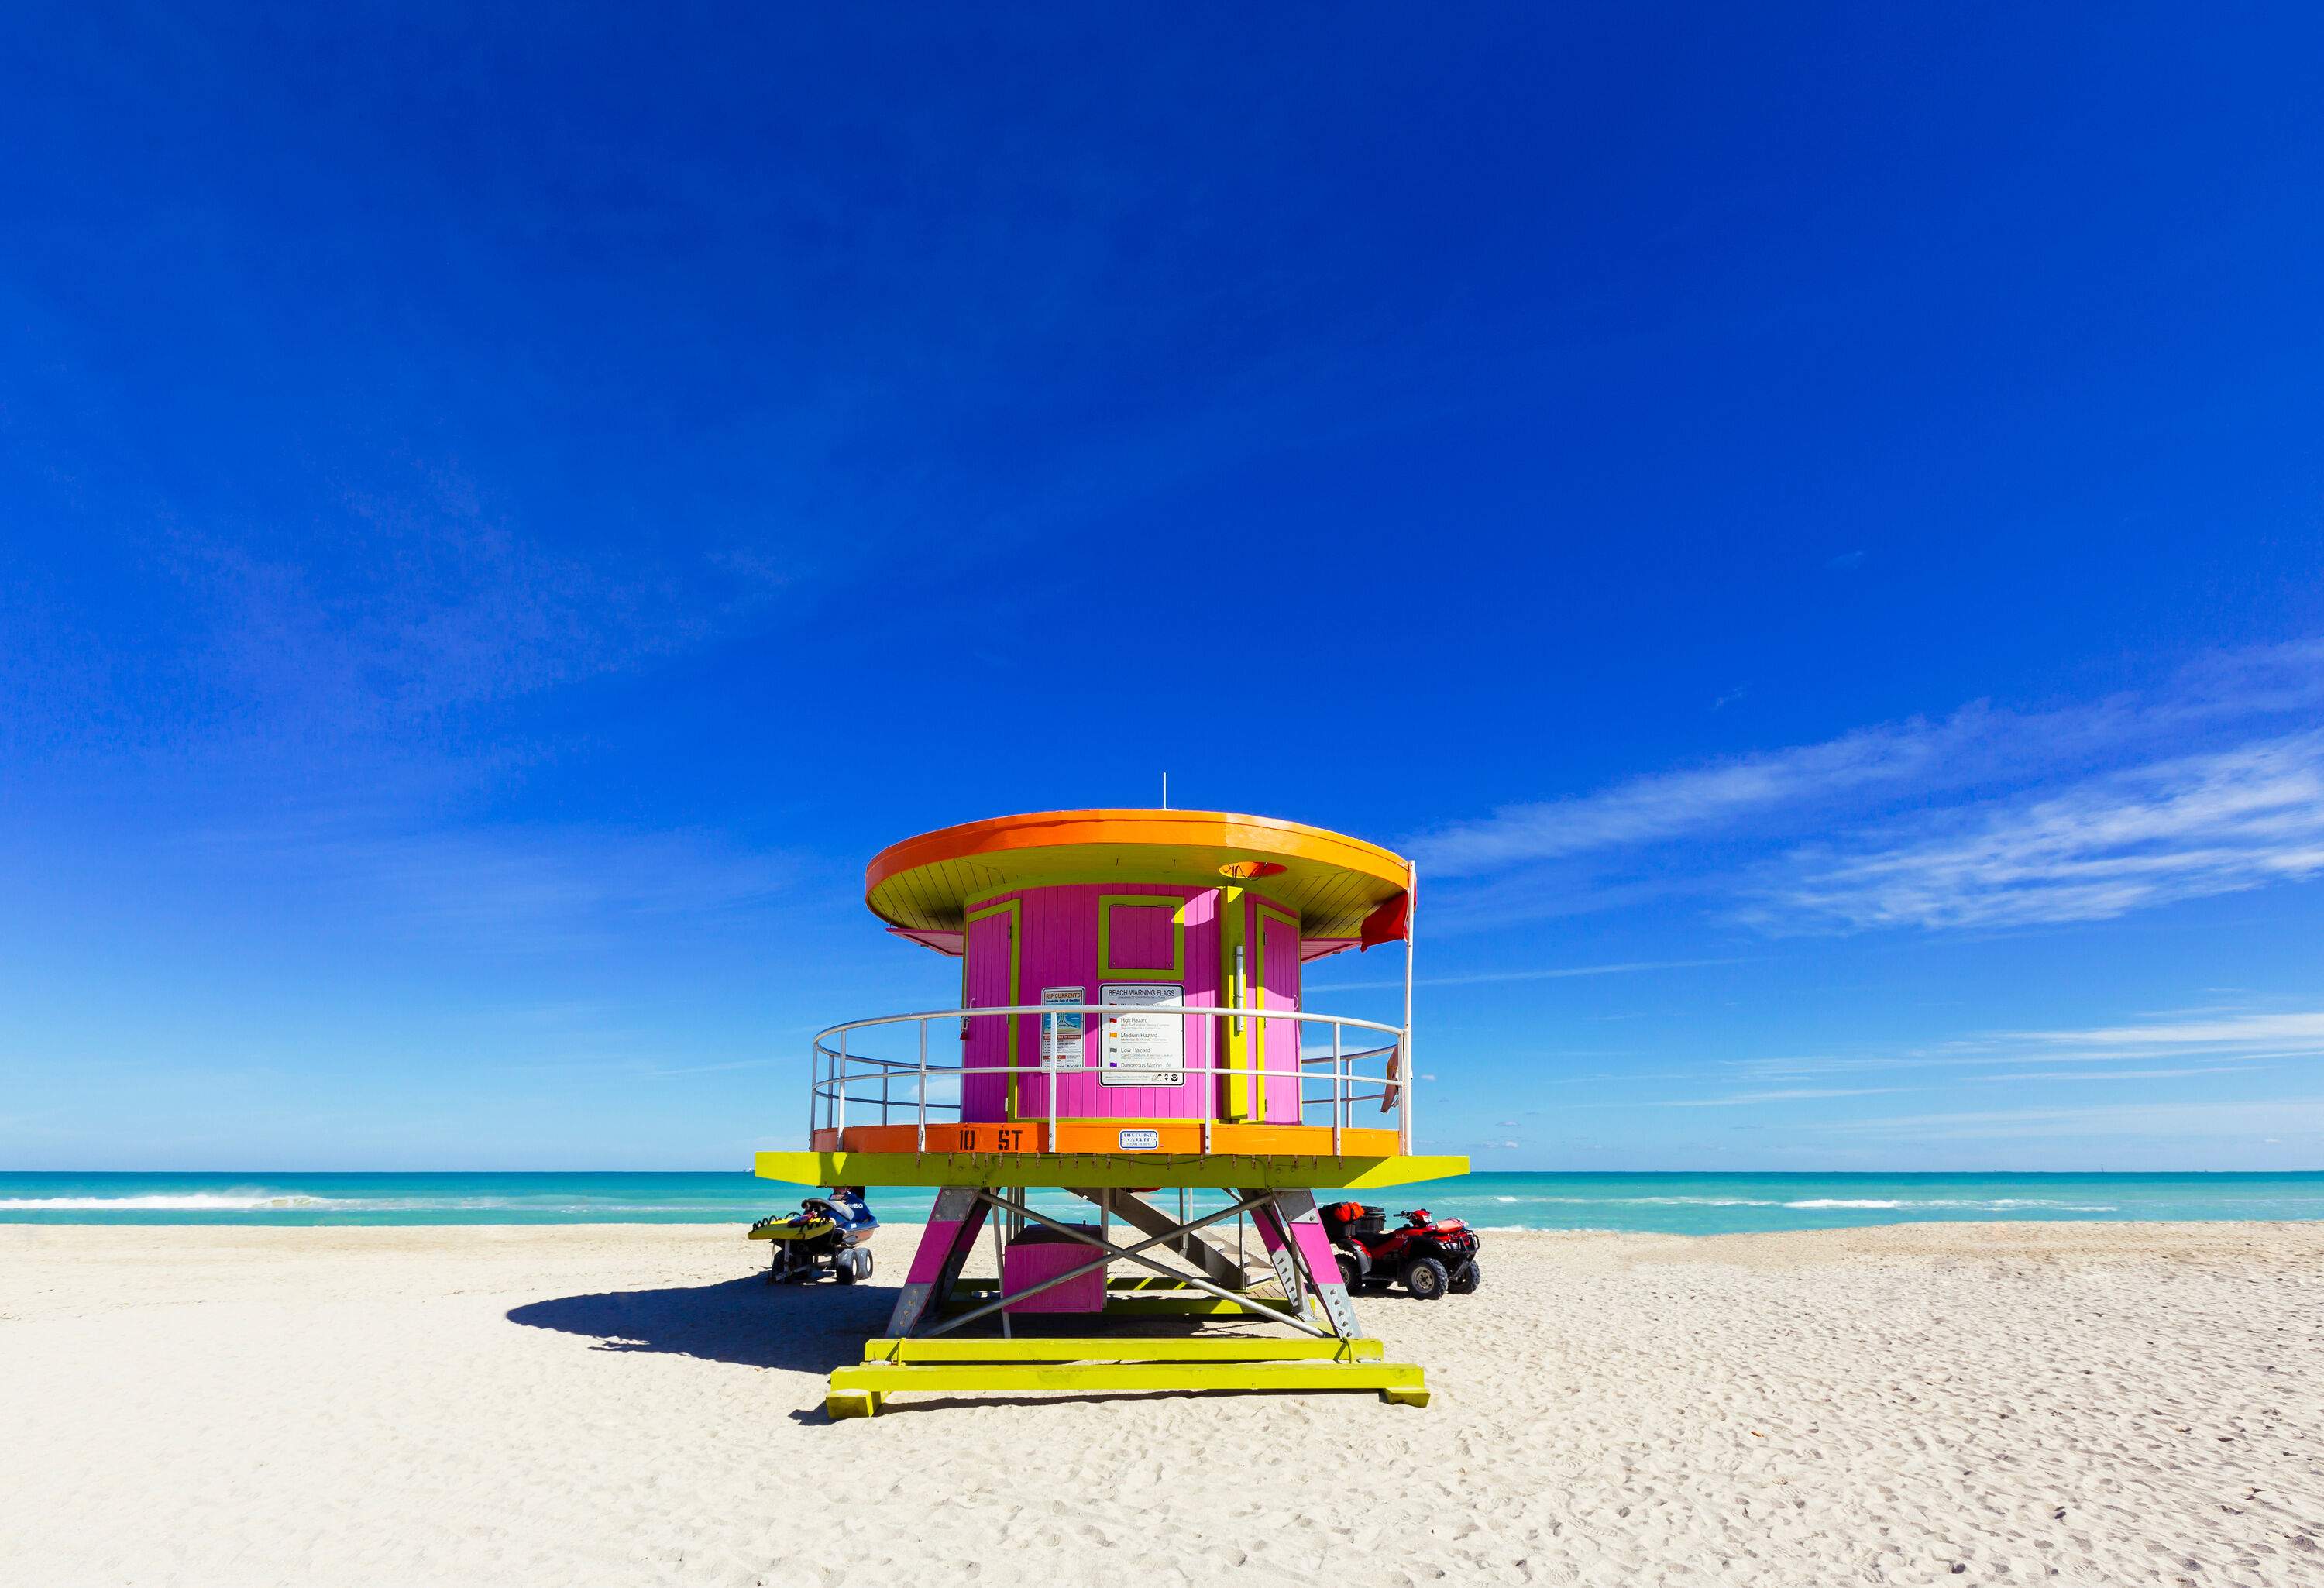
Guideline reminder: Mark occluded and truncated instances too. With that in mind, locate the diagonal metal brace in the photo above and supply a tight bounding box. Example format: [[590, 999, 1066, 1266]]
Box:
[[1070, 1187, 1250, 1289], [921, 1189, 1328, 1339]]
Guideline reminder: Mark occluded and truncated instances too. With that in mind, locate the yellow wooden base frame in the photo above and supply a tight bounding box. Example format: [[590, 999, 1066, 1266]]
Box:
[[827, 1336, 1428, 1418], [813, 1121, 1404, 1157], [864, 1335, 1385, 1363], [757, 1149, 1466, 1191]]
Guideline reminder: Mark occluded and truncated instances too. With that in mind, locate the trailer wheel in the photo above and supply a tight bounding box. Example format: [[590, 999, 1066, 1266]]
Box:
[[1401, 1256, 1449, 1301], [1449, 1259, 1480, 1294], [834, 1248, 861, 1285]]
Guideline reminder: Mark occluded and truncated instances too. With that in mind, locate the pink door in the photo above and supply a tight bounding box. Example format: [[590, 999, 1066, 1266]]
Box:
[[1254, 905, 1302, 1125], [964, 903, 1019, 1122]]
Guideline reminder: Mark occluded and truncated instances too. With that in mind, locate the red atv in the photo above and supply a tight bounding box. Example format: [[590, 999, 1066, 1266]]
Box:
[[1318, 1202, 1480, 1300]]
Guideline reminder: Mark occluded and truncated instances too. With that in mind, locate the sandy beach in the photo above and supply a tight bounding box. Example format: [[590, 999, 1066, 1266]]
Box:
[[2, 1221, 2318, 1586]]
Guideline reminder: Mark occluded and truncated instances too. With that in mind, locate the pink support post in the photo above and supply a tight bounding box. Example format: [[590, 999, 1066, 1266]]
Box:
[[884, 1187, 991, 1338], [1238, 1187, 1363, 1339]]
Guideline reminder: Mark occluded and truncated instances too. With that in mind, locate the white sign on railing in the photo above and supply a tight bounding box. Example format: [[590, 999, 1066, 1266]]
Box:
[[1040, 985, 1085, 1070], [1100, 983, 1184, 1087]]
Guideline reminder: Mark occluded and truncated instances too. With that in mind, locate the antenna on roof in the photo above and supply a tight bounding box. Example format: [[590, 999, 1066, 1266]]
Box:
[[1161, 772, 1169, 809]]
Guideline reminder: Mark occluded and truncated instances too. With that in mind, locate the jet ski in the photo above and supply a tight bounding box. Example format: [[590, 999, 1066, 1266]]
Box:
[[748, 1188, 878, 1284]]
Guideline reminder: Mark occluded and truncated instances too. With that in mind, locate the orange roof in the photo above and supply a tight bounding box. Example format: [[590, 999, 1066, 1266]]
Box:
[[865, 809, 1411, 939]]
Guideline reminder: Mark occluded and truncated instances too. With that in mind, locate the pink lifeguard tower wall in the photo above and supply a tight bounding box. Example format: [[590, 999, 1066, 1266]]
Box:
[[959, 882, 1304, 1125]]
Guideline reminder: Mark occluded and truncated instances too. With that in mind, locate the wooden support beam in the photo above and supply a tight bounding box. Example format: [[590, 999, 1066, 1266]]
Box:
[[863, 1336, 1385, 1363], [824, 1359, 1428, 1418]]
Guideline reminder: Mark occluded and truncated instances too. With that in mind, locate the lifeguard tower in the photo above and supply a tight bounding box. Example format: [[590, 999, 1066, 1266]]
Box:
[[754, 809, 1467, 1417]]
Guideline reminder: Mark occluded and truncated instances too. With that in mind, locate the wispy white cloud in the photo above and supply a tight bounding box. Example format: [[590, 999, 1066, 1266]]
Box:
[[202, 816, 804, 952], [1659, 1086, 1905, 1107], [1772, 732, 2324, 930], [633, 1058, 784, 1078], [1411, 715, 1976, 875], [1969, 1067, 2258, 1083], [1408, 640, 2324, 936], [1822, 1097, 2324, 1142], [1310, 955, 1750, 992], [170, 497, 779, 741], [2004, 1009, 2324, 1048], [1724, 1005, 2324, 1085]]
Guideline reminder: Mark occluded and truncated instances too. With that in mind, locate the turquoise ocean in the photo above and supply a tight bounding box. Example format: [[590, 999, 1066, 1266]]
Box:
[[2, 1170, 2319, 1233]]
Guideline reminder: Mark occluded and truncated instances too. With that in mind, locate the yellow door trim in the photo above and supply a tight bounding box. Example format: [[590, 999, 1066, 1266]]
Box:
[[1253, 902, 1299, 1119], [964, 896, 1023, 1115]]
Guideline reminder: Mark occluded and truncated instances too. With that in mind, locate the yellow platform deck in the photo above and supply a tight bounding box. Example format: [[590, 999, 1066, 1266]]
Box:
[[755, 1149, 1466, 1191]]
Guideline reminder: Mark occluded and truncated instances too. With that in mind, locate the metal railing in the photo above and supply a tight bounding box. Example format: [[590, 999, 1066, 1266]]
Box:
[[809, 1003, 1412, 1155]]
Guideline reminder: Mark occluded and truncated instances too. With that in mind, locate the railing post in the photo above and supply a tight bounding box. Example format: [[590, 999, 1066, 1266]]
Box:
[[1397, 1037, 1411, 1155], [1400, 867, 1418, 1156], [1332, 1020, 1342, 1157], [916, 1018, 928, 1154], [837, 1027, 847, 1142]]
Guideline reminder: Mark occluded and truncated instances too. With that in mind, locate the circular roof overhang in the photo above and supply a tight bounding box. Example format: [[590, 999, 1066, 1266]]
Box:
[[865, 809, 1411, 940]]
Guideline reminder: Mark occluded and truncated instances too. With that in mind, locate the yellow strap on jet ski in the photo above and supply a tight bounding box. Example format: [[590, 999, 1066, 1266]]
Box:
[[748, 1217, 837, 1242]]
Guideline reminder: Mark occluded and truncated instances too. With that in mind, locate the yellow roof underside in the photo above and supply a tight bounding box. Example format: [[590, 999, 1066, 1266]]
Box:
[[865, 809, 1410, 938]]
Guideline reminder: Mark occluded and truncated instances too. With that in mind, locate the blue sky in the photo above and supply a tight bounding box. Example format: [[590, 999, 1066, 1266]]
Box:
[[4, 5, 2322, 1171]]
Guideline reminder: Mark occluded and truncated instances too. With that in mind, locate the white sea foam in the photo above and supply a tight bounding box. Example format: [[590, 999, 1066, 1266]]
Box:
[[1487, 1195, 1781, 1207], [0, 1185, 2134, 1221], [0, 1194, 774, 1213], [1783, 1198, 2119, 1212], [0, 1193, 345, 1211], [1473, 1225, 1621, 1235]]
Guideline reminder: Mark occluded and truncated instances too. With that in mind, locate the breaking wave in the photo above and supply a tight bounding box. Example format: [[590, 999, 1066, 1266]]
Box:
[[0, 1193, 345, 1211], [1481, 1195, 2121, 1212], [1783, 1198, 2119, 1212], [0, 1192, 774, 1214]]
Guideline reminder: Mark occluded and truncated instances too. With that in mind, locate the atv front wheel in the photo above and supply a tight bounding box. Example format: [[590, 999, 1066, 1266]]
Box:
[[1449, 1258, 1480, 1294], [1401, 1255, 1449, 1301]]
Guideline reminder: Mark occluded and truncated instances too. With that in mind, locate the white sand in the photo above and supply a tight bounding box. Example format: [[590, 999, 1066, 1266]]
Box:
[[2, 1221, 2319, 1586]]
